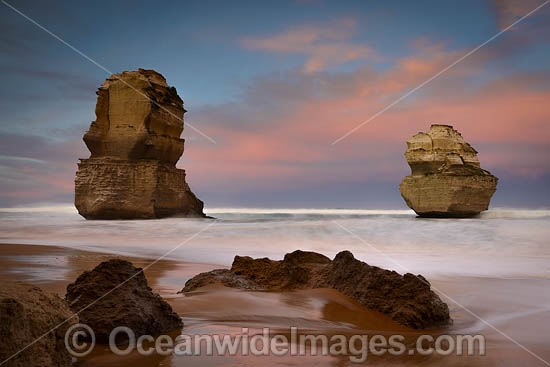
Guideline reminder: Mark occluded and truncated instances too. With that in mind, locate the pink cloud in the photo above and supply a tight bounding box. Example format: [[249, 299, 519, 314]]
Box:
[[490, 0, 549, 30], [241, 18, 377, 73]]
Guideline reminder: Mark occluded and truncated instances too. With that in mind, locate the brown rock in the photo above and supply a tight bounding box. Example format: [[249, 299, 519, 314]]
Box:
[[0, 282, 78, 367], [181, 250, 450, 329], [65, 259, 182, 343], [324, 251, 449, 329], [181, 269, 263, 291], [400, 124, 498, 217], [75, 68, 205, 219]]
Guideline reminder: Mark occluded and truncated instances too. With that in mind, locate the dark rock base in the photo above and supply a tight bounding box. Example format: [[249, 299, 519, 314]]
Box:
[[75, 158, 205, 219], [400, 175, 498, 218]]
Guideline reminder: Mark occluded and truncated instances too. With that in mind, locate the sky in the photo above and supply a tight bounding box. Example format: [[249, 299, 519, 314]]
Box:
[[0, 0, 549, 208]]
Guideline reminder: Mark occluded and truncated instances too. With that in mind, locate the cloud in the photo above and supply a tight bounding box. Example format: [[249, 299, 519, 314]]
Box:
[[1, 66, 99, 103], [0, 133, 87, 206], [241, 18, 377, 73], [490, 0, 549, 30]]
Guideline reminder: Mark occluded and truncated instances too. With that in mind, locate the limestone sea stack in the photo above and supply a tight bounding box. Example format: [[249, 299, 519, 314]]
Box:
[[399, 124, 497, 218], [75, 69, 205, 219]]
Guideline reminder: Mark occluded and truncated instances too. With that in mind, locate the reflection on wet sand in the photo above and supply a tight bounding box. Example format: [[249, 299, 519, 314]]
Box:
[[1, 243, 548, 366], [0, 243, 219, 295]]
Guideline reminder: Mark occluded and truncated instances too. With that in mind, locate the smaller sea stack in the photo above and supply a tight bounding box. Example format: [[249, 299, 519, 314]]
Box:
[[399, 124, 497, 218]]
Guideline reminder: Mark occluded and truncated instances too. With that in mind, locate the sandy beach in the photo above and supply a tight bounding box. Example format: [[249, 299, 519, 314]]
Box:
[[2, 242, 548, 366]]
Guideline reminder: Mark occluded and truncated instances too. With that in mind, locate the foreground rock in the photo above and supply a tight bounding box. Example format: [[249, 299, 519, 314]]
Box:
[[75, 68, 205, 219], [400, 124, 498, 217], [66, 259, 182, 343], [181, 250, 450, 329], [0, 282, 77, 367]]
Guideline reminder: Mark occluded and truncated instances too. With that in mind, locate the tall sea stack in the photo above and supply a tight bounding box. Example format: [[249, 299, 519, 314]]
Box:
[[399, 124, 497, 218], [75, 69, 205, 219]]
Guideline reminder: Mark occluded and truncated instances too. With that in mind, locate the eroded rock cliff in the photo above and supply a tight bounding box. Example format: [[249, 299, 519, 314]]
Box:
[[75, 69, 205, 219], [399, 124, 497, 217]]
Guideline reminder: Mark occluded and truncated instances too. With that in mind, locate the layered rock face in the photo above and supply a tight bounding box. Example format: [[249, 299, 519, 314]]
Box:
[[75, 69, 205, 219], [400, 124, 497, 218], [0, 282, 78, 367], [181, 250, 451, 329], [65, 259, 182, 343]]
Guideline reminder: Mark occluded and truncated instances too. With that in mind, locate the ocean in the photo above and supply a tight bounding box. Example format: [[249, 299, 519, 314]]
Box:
[[0, 206, 548, 279]]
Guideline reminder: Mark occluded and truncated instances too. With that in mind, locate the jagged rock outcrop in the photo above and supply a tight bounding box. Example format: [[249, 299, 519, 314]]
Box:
[[400, 124, 498, 217], [75, 69, 205, 219], [65, 259, 182, 343], [0, 282, 78, 367], [180, 250, 451, 329]]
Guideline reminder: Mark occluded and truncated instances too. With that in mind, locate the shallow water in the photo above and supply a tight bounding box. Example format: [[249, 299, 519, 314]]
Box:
[[0, 205, 548, 278]]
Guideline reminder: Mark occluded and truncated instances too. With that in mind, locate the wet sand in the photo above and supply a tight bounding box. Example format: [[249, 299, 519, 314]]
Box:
[[0, 243, 219, 295], [1, 243, 548, 366]]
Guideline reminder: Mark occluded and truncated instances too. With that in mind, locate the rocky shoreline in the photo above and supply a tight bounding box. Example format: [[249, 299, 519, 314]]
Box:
[[1, 243, 548, 367], [0, 257, 185, 366], [0, 248, 450, 365]]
